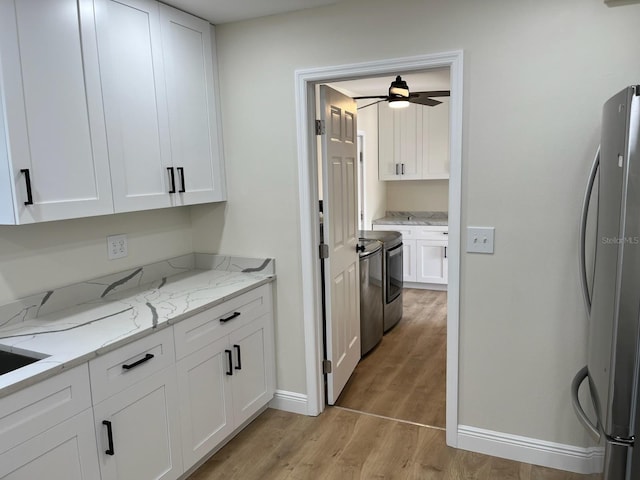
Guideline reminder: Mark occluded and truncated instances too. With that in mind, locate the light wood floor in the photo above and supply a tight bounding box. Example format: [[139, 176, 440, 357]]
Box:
[[336, 288, 447, 427], [189, 288, 599, 479], [188, 407, 599, 480]]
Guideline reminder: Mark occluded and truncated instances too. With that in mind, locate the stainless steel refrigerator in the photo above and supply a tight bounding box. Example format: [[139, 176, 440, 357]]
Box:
[[572, 85, 640, 479]]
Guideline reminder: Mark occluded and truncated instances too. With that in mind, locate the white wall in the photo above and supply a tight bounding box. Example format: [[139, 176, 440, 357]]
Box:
[[356, 102, 386, 227], [0, 208, 194, 304], [386, 179, 449, 213], [189, 0, 640, 449]]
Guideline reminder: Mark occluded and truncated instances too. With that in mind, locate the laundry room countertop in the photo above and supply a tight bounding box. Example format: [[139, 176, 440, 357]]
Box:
[[372, 211, 448, 226]]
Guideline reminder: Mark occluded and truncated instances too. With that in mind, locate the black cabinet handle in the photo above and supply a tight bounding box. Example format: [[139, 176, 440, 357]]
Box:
[[176, 167, 185, 193], [122, 353, 154, 370], [20, 169, 33, 205], [395, 163, 399, 175], [225, 349, 233, 375], [444, 246, 447, 259], [356, 244, 365, 252], [401, 163, 405, 175], [167, 167, 176, 193], [234, 344, 242, 370], [102, 420, 115, 456], [220, 311, 241, 323]]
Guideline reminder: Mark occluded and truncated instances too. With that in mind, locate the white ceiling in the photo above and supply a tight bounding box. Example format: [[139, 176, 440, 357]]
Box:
[[162, 0, 344, 24]]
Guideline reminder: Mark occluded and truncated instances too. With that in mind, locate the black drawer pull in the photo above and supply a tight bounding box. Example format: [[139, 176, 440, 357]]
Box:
[[122, 353, 154, 370], [220, 311, 241, 323], [234, 344, 242, 370], [167, 167, 176, 193], [444, 246, 447, 259], [20, 169, 33, 205], [225, 349, 233, 375], [401, 163, 405, 175], [102, 420, 115, 455], [177, 167, 185, 193]]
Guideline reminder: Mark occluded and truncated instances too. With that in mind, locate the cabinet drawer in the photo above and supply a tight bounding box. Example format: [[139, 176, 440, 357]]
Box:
[[89, 327, 175, 404], [415, 227, 448, 241], [0, 364, 91, 455], [174, 284, 272, 360]]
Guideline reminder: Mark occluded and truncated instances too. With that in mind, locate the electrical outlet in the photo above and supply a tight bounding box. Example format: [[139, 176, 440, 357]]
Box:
[[107, 234, 128, 260], [466, 227, 495, 254]]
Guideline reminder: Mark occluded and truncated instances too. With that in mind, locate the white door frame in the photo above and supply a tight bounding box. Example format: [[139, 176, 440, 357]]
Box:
[[294, 50, 463, 447]]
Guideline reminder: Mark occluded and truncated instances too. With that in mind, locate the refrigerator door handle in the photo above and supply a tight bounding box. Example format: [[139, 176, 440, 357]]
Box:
[[571, 366, 601, 441], [579, 146, 600, 316]]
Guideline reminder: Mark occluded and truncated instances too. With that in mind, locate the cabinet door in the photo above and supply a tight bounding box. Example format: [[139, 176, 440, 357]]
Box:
[[422, 98, 450, 179], [0, 409, 100, 480], [396, 104, 421, 179], [176, 336, 234, 468], [416, 239, 447, 284], [94, 366, 183, 480], [95, 0, 172, 213], [160, 5, 226, 205], [378, 103, 399, 180], [229, 313, 275, 426], [0, 0, 112, 224], [403, 239, 417, 282]]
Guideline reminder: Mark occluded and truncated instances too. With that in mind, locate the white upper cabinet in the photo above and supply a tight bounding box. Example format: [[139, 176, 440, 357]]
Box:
[[97, 0, 226, 212], [160, 5, 226, 205], [0, 0, 113, 224], [95, 0, 173, 213], [0, 0, 226, 224], [378, 100, 450, 181]]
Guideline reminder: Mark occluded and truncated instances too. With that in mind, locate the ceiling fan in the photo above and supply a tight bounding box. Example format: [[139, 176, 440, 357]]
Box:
[[353, 75, 450, 110]]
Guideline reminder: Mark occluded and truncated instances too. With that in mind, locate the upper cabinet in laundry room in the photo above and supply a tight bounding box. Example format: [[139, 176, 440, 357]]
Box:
[[0, 0, 113, 224], [95, 0, 226, 213]]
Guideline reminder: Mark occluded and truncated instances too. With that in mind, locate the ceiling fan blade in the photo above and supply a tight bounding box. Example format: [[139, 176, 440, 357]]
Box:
[[411, 90, 450, 97], [357, 99, 386, 110], [409, 96, 442, 107]]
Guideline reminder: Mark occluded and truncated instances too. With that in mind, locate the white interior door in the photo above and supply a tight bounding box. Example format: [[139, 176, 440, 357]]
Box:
[[320, 85, 361, 404]]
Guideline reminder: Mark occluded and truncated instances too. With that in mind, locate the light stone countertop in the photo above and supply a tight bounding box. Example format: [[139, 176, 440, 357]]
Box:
[[372, 211, 448, 226], [0, 253, 275, 398]]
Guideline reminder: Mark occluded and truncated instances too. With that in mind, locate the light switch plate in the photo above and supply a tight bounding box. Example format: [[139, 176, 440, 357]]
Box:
[[107, 234, 128, 260], [467, 227, 495, 254]]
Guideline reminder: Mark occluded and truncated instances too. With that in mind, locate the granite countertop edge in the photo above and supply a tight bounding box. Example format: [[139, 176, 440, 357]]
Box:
[[372, 210, 449, 227], [0, 255, 275, 399]]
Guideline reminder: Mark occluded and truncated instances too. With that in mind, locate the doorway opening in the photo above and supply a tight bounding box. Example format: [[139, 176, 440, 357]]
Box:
[[295, 51, 463, 447]]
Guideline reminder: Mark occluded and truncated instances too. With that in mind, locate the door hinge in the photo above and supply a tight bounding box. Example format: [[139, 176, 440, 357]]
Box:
[[319, 243, 329, 259], [315, 120, 325, 135], [322, 359, 332, 374]]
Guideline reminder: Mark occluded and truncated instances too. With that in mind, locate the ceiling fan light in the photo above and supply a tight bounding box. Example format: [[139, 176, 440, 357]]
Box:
[[389, 98, 409, 109], [388, 75, 409, 99]]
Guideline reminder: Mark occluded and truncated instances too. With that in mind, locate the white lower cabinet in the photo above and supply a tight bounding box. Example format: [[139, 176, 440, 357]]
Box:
[[176, 336, 234, 467], [416, 240, 448, 284], [175, 284, 275, 469], [0, 283, 275, 480], [93, 366, 183, 480], [402, 240, 416, 282], [373, 224, 448, 287], [0, 364, 98, 479], [0, 408, 101, 480]]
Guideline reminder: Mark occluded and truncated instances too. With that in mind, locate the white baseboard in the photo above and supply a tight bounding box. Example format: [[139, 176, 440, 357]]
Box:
[[457, 425, 604, 475], [269, 390, 309, 415]]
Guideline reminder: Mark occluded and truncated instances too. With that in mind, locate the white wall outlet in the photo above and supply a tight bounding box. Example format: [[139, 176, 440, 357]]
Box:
[[466, 227, 495, 254], [107, 234, 128, 260]]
